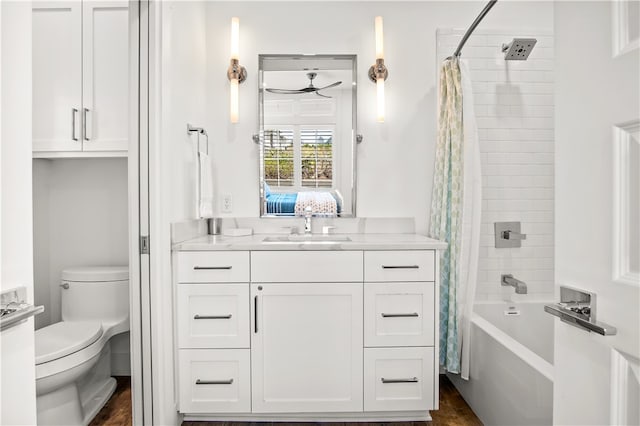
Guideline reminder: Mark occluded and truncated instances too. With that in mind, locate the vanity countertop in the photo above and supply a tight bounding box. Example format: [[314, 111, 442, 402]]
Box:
[[173, 233, 447, 251]]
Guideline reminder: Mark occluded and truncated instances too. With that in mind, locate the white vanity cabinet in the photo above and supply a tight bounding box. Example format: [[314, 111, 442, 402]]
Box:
[[175, 245, 440, 421], [32, 0, 129, 157]]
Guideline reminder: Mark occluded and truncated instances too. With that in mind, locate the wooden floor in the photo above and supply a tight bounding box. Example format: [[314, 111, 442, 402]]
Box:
[[91, 375, 481, 426]]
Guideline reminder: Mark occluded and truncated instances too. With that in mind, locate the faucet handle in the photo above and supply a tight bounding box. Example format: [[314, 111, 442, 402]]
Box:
[[322, 225, 336, 235]]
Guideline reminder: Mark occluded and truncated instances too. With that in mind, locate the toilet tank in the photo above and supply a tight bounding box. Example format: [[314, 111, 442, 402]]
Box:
[[61, 266, 129, 329]]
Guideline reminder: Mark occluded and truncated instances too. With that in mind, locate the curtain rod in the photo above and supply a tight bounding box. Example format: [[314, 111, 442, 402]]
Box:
[[452, 0, 498, 58]]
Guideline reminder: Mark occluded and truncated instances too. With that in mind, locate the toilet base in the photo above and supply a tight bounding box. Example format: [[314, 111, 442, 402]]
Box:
[[37, 342, 120, 425], [81, 377, 117, 425]]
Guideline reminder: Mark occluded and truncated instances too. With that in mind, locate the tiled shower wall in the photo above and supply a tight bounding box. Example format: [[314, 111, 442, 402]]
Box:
[[436, 29, 554, 301]]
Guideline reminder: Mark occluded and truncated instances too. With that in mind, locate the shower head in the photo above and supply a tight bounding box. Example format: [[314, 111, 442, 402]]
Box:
[[502, 38, 537, 60]]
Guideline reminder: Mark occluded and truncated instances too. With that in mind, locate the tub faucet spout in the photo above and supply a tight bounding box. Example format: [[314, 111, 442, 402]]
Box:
[[501, 274, 527, 294]]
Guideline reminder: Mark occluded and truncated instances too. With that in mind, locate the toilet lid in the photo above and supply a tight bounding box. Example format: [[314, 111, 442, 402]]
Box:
[[35, 322, 103, 365]]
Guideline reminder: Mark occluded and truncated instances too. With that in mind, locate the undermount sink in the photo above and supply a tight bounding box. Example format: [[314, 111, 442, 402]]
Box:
[[262, 235, 352, 244]]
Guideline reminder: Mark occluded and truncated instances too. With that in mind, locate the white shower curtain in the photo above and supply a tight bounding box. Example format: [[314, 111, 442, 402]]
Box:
[[458, 60, 482, 380], [429, 57, 481, 379]]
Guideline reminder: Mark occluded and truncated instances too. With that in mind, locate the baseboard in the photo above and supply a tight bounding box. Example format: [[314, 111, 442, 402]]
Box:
[[184, 411, 432, 422]]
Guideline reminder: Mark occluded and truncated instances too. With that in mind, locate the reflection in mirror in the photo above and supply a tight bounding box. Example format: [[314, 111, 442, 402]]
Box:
[[258, 54, 357, 217]]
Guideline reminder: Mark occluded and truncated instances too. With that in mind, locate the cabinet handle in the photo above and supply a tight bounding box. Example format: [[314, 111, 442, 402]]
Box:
[[381, 265, 420, 269], [254, 295, 258, 333], [83, 108, 90, 141], [71, 108, 79, 141], [193, 266, 232, 270], [381, 312, 419, 318], [381, 377, 419, 384], [195, 379, 234, 385], [194, 314, 232, 320]]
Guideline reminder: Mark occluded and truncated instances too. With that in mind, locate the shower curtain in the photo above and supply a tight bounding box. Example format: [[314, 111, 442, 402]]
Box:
[[429, 57, 481, 379]]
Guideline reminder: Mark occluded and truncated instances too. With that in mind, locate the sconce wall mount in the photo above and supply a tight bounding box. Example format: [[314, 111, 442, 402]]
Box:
[[368, 58, 388, 83], [227, 58, 247, 84]]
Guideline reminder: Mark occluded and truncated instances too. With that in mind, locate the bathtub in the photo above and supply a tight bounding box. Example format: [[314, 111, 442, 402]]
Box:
[[447, 301, 554, 426]]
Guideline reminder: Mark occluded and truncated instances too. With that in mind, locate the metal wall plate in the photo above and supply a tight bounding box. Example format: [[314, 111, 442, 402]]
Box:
[[494, 221, 522, 248]]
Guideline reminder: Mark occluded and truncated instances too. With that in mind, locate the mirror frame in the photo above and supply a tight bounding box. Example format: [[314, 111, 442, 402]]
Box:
[[257, 54, 358, 218]]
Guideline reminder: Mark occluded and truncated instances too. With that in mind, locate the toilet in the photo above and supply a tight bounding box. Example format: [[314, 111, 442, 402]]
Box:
[[35, 266, 129, 426]]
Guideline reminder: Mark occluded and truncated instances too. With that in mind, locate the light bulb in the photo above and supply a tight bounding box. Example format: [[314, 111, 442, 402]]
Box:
[[375, 16, 384, 60], [230, 78, 239, 124], [376, 77, 385, 123], [231, 17, 239, 60]]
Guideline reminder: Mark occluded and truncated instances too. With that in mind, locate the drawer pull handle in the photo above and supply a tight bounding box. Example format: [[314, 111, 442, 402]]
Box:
[[381, 312, 419, 318], [381, 265, 420, 269], [193, 266, 233, 270], [194, 314, 232, 320], [381, 377, 419, 384], [254, 296, 258, 333], [195, 379, 234, 385]]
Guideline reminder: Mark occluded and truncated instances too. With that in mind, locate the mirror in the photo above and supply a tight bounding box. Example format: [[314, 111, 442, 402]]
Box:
[[258, 54, 357, 217]]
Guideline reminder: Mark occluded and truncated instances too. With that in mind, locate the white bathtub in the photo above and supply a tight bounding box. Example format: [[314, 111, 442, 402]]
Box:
[[448, 301, 554, 426]]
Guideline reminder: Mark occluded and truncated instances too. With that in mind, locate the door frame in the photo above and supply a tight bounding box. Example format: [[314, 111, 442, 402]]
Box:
[[128, 0, 154, 423]]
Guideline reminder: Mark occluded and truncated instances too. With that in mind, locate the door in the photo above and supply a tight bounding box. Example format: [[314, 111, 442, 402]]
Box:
[[82, 0, 128, 152], [1, 1, 38, 424], [32, 1, 82, 152], [251, 283, 363, 413], [554, 2, 639, 425]]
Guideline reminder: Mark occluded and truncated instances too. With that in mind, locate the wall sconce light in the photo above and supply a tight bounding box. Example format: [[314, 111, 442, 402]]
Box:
[[227, 17, 247, 124], [368, 16, 388, 123]]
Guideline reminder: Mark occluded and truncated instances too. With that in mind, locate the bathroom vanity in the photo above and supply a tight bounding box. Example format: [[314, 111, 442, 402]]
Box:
[[173, 232, 445, 421]]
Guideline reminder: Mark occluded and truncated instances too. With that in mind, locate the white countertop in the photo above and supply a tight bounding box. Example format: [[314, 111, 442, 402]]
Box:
[[173, 233, 448, 251]]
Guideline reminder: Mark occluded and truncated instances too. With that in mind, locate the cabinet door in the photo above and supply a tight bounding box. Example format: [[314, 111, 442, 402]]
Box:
[[32, 2, 82, 152], [82, 1, 128, 152], [251, 283, 363, 413]]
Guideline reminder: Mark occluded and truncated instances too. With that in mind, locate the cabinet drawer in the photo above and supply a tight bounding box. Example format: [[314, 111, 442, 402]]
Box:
[[364, 347, 435, 412], [179, 349, 251, 413], [364, 251, 435, 282], [178, 251, 249, 283], [177, 284, 249, 349], [251, 251, 363, 282], [364, 282, 434, 347]]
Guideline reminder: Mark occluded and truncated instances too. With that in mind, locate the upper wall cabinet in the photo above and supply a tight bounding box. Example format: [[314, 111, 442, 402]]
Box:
[[32, 1, 129, 158]]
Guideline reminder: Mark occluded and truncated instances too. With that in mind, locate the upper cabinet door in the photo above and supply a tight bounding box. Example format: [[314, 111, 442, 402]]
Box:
[[82, 1, 128, 152], [32, 2, 82, 152]]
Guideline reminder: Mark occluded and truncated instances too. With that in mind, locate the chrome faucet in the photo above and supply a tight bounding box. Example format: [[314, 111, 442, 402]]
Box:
[[303, 206, 313, 235], [501, 274, 527, 294]]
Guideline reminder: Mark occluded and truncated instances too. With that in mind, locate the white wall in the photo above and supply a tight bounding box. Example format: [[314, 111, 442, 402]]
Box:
[[437, 29, 555, 301], [33, 159, 129, 327], [1, 1, 38, 423], [152, 1, 207, 423], [203, 1, 554, 234]]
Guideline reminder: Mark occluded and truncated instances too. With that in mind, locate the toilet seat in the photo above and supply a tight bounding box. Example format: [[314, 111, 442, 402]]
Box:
[[36, 322, 103, 365]]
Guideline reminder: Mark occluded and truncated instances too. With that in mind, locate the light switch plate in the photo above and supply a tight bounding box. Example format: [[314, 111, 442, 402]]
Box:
[[494, 221, 522, 248]]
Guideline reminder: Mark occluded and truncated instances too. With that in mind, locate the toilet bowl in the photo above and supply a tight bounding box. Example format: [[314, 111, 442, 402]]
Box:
[[35, 266, 129, 426]]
